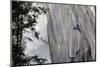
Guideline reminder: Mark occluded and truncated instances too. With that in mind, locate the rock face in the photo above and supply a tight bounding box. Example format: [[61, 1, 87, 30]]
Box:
[[21, 3, 96, 64], [46, 4, 96, 63], [12, 1, 96, 66]]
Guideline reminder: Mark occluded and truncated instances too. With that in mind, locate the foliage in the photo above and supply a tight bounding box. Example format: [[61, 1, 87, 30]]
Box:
[[12, 1, 48, 66]]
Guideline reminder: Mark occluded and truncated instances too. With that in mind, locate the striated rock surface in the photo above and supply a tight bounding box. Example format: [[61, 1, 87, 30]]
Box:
[[46, 4, 96, 63]]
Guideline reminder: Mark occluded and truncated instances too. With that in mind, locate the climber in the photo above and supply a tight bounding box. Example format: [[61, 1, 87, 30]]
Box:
[[73, 23, 81, 33]]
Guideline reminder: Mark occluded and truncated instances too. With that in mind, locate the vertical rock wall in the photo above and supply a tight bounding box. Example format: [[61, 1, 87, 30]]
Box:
[[46, 4, 96, 63]]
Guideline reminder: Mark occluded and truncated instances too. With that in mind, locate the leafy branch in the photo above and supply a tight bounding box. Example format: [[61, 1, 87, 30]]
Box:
[[12, 1, 49, 66]]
